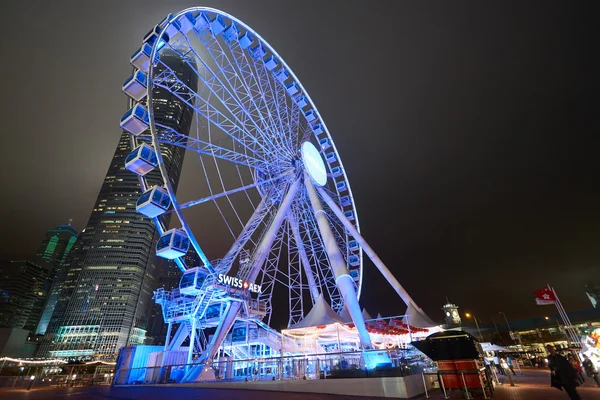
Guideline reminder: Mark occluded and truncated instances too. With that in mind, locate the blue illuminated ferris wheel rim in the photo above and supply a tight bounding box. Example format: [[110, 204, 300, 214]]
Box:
[[142, 7, 364, 299]]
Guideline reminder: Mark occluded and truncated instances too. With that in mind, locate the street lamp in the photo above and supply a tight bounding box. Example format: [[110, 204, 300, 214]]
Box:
[[465, 313, 483, 341]]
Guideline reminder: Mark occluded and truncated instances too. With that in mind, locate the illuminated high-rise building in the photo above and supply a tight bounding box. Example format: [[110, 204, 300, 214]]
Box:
[[34, 222, 78, 335], [39, 49, 196, 360]]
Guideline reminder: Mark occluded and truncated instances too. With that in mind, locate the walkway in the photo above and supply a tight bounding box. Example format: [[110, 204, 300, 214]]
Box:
[[494, 368, 600, 400], [413, 367, 600, 399]]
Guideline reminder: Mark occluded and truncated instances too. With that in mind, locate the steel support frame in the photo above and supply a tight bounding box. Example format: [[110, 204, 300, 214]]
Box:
[[304, 174, 371, 348], [194, 177, 301, 367], [316, 186, 432, 322]]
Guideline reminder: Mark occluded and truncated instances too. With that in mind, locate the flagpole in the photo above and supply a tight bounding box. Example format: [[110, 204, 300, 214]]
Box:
[[546, 284, 574, 343], [552, 288, 579, 345], [553, 291, 578, 345], [549, 284, 580, 346]]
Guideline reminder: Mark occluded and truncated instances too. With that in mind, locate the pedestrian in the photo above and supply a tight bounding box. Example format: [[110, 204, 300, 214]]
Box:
[[492, 353, 504, 375], [546, 345, 581, 400], [583, 354, 600, 387], [506, 355, 516, 375], [567, 354, 585, 386]]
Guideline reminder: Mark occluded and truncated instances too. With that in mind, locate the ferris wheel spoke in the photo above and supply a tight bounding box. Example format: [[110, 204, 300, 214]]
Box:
[[189, 28, 295, 160], [152, 64, 274, 162], [165, 40, 274, 159], [175, 170, 293, 211], [216, 192, 275, 274], [145, 124, 271, 169], [225, 39, 297, 157]]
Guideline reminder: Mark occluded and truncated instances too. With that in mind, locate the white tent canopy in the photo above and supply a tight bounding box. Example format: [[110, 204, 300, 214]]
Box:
[[289, 294, 347, 329], [402, 302, 438, 328], [481, 343, 510, 352]]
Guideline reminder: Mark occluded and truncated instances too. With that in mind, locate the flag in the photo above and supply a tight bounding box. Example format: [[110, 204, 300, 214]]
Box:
[[586, 292, 598, 308], [535, 286, 557, 305]]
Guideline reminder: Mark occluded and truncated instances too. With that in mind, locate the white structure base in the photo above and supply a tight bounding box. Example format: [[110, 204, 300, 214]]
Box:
[[128, 375, 437, 398]]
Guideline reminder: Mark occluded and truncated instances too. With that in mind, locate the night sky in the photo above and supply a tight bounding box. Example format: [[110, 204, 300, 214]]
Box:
[[1, 1, 599, 326]]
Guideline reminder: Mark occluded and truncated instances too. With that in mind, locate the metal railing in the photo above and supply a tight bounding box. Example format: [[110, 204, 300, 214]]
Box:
[[114, 348, 427, 386], [421, 368, 494, 399]]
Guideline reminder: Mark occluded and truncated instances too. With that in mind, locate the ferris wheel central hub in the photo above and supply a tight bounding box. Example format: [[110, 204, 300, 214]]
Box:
[[301, 141, 327, 187]]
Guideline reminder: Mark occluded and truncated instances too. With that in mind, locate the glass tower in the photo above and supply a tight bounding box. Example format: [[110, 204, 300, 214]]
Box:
[[39, 50, 196, 360], [35, 223, 78, 335]]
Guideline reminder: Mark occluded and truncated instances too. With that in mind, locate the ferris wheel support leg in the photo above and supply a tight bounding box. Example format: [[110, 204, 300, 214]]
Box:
[[288, 213, 320, 304], [304, 175, 371, 349], [315, 186, 432, 324], [193, 178, 301, 369]]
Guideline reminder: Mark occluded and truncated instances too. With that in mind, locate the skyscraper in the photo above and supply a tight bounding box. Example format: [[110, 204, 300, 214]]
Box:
[[35, 223, 78, 335], [36, 223, 78, 269], [0, 258, 50, 332], [39, 49, 196, 360]]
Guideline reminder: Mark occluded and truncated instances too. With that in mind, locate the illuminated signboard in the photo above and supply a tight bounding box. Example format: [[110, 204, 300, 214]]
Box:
[[217, 273, 261, 294]]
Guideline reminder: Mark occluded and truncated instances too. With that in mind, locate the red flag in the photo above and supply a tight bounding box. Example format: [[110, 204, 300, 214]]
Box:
[[535, 286, 557, 305]]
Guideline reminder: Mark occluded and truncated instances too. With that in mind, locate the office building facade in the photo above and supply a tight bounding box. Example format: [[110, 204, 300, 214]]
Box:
[[39, 50, 196, 359]]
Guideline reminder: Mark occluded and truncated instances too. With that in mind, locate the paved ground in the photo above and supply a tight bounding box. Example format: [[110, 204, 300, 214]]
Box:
[[2, 368, 600, 399], [412, 368, 600, 399], [493, 368, 600, 400], [0, 385, 386, 400]]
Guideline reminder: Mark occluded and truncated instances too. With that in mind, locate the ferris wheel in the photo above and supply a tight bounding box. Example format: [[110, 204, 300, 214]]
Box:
[[120, 7, 431, 370]]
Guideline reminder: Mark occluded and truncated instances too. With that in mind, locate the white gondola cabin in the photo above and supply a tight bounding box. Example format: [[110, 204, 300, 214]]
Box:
[[304, 110, 317, 122], [325, 152, 337, 163], [264, 56, 278, 71], [344, 210, 355, 221], [275, 68, 289, 83], [349, 268, 360, 282], [348, 240, 359, 252], [249, 44, 266, 60], [130, 43, 153, 72], [238, 32, 254, 49], [136, 186, 171, 218], [125, 143, 157, 176], [222, 23, 239, 42], [143, 25, 169, 50], [158, 14, 181, 40], [156, 228, 189, 260], [122, 70, 147, 102], [177, 13, 196, 34], [295, 95, 308, 108], [210, 15, 227, 35], [336, 181, 348, 192], [331, 166, 343, 178], [179, 267, 208, 295], [312, 124, 324, 135], [319, 138, 331, 150], [348, 255, 360, 267], [340, 195, 351, 207], [196, 12, 210, 31], [286, 82, 299, 96], [120, 104, 149, 136], [121, 104, 150, 136]]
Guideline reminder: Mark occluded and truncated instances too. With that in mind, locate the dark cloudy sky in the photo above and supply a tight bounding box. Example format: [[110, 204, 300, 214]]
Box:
[[1, 0, 599, 325]]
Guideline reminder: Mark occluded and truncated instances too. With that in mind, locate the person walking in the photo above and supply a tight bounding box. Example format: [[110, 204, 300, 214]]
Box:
[[493, 353, 504, 375], [546, 345, 581, 400], [506, 355, 516, 375], [567, 354, 585, 386], [583, 354, 600, 387]]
